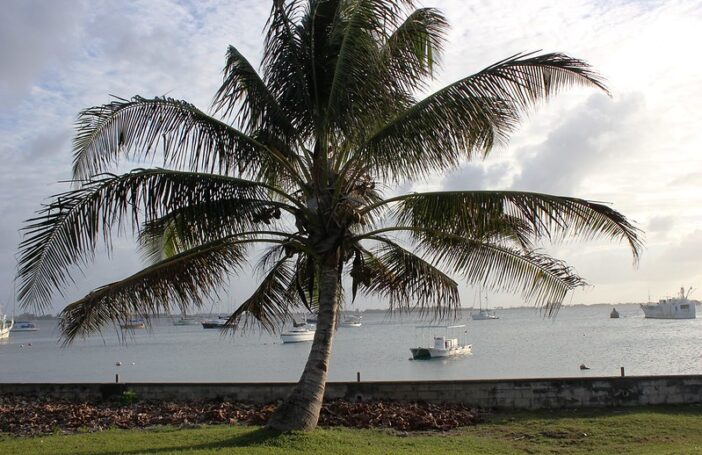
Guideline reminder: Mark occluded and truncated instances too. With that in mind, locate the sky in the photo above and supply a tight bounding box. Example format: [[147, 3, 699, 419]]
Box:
[[1, 0, 701, 315]]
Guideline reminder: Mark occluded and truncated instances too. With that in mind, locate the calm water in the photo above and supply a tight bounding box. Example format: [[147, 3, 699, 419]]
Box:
[[1, 304, 701, 383]]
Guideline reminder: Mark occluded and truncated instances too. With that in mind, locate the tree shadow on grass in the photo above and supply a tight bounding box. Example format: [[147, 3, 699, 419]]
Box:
[[97, 427, 289, 455]]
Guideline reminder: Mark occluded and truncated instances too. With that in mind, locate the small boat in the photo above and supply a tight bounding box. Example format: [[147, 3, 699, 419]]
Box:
[[0, 314, 13, 340], [640, 287, 697, 319], [174, 317, 200, 326], [173, 309, 200, 326], [610, 308, 620, 319], [470, 290, 498, 320], [201, 317, 228, 329], [340, 315, 362, 327], [410, 325, 472, 359], [120, 318, 146, 330], [10, 320, 38, 332], [305, 315, 318, 325], [281, 324, 315, 343]]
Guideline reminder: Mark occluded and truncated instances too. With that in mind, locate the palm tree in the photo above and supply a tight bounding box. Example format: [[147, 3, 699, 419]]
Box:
[[17, 0, 641, 432]]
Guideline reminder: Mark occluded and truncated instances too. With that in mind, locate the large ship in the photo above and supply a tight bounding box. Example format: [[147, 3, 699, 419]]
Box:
[[640, 287, 696, 319]]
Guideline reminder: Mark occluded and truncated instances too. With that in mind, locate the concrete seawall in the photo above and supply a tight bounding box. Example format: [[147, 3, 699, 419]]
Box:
[[2, 375, 701, 409]]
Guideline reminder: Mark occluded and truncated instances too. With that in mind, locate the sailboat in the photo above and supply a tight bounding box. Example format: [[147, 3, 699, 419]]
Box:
[[470, 290, 499, 320], [173, 308, 199, 326], [0, 313, 13, 340]]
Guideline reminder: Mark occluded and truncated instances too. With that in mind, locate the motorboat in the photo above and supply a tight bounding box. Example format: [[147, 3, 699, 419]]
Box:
[[0, 314, 13, 340], [340, 315, 362, 327], [11, 320, 38, 332], [610, 308, 620, 319], [470, 290, 498, 320], [201, 317, 228, 329], [641, 287, 697, 319], [305, 315, 318, 325], [121, 318, 146, 329], [410, 325, 472, 359], [281, 324, 315, 343]]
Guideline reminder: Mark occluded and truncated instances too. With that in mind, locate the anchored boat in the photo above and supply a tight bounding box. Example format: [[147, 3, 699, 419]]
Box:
[[470, 290, 498, 320], [281, 324, 315, 343], [641, 287, 697, 319], [11, 320, 38, 332], [340, 315, 362, 327], [120, 318, 146, 330], [410, 325, 472, 360], [0, 314, 13, 340]]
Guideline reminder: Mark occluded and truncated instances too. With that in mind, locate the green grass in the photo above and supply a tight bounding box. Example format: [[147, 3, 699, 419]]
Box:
[[2, 406, 701, 454]]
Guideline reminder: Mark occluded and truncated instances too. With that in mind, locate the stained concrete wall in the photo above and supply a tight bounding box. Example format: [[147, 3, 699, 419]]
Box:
[[2, 375, 701, 409]]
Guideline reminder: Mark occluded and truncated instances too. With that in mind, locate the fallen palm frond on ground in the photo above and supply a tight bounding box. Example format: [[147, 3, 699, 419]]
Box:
[[0, 396, 479, 435]]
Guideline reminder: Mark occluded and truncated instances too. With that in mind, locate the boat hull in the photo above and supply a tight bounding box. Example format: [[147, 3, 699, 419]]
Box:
[[340, 322, 362, 327], [201, 321, 227, 329], [410, 345, 472, 359], [11, 322, 38, 332], [281, 330, 315, 343], [641, 303, 696, 319], [470, 313, 498, 320]]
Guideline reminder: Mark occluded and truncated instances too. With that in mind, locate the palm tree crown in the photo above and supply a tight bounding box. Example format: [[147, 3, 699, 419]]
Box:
[[17, 0, 641, 431]]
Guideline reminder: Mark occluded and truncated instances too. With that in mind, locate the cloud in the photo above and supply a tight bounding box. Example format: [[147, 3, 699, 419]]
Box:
[[510, 93, 652, 196]]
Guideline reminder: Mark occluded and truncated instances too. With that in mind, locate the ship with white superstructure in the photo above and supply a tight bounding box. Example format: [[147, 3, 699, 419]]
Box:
[[640, 287, 697, 319]]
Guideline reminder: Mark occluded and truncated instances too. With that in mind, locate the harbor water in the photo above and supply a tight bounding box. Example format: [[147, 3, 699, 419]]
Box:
[[1, 304, 700, 383]]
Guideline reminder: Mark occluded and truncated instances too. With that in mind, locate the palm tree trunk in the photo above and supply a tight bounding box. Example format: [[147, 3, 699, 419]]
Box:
[[266, 258, 340, 432]]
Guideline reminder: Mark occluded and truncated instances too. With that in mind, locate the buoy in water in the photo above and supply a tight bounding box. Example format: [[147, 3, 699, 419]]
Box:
[[580, 364, 590, 370]]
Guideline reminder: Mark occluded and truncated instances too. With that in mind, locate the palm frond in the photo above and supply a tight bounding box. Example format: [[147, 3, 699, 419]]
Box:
[[381, 7, 448, 92], [17, 169, 275, 311], [324, 0, 410, 131], [263, 0, 314, 137], [72, 96, 297, 182], [355, 239, 459, 317], [213, 45, 296, 140], [347, 52, 609, 182], [59, 237, 248, 343], [225, 256, 300, 332], [366, 191, 642, 260], [416, 231, 586, 313]]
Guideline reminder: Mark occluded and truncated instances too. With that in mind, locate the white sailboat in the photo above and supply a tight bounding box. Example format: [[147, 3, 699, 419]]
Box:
[[470, 290, 498, 320], [173, 308, 199, 326], [0, 314, 13, 340], [340, 313, 362, 327], [641, 287, 697, 319]]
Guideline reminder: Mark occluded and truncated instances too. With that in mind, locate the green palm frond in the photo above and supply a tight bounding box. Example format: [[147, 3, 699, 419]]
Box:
[[225, 256, 299, 332], [138, 220, 189, 265], [347, 52, 609, 182], [416, 232, 586, 312], [381, 7, 448, 92], [213, 45, 296, 140], [72, 96, 297, 182], [355, 239, 459, 317], [59, 237, 249, 343], [17, 169, 276, 311], [324, 0, 410, 133], [366, 191, 642, 260], [263, 0, 313, 137]]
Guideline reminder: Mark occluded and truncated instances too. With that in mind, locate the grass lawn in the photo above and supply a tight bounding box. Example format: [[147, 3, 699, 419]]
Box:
[[2, 406, 701, 454]]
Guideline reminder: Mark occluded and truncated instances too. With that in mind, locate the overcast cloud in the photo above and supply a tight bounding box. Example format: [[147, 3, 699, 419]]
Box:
[[1, 0, 701, 314]]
